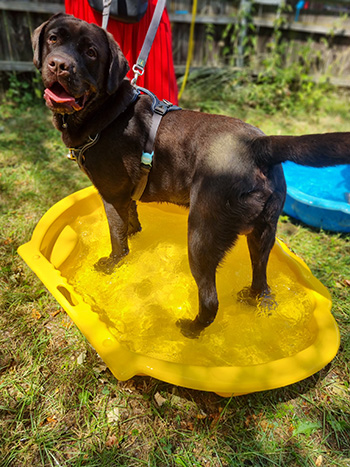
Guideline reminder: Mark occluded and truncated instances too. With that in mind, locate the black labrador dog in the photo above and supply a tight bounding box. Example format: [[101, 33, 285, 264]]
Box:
[[32, 13, 350, 337]]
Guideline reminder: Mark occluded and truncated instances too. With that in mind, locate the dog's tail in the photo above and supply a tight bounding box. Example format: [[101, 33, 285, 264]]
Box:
[[253, 132, 350, 168]]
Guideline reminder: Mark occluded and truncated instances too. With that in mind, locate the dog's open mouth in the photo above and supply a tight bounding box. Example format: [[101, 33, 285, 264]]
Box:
[[44, 82, 89, 113]]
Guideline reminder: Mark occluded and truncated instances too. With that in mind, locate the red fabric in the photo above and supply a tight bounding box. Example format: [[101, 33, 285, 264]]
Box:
[[65, 0, 178, 104]]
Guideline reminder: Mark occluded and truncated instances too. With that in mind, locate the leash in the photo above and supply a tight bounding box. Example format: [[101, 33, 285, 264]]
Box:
[[102, 0, 166, 85], [102, 0, 112, 29], [131, 0, 167, 85]]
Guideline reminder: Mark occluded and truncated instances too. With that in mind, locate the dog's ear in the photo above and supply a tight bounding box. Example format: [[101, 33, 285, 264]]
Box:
[[105, 31, 130, 95], [32, 13, 66, 69], [32, 19, 49, 69]]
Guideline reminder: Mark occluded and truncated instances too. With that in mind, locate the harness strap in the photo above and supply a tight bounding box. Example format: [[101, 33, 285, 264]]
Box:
[[130, 109, 163, 201], [131, 87, 181, 201]]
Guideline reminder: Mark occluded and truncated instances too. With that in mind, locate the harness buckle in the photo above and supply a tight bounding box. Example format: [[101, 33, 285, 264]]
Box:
[[141, 151, 154, 169], [67, 149, 77, 161], [154, 100, 173, 116]]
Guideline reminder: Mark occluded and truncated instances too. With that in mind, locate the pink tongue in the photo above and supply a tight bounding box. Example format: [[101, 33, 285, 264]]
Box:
[[44, 87, 76, 105]]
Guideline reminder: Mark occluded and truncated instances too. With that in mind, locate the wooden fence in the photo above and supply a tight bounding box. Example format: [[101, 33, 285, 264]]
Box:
[[2, 0, 350, 85]]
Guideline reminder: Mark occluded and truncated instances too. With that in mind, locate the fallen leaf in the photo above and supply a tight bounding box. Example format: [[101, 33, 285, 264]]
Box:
[[107, 407, 120, 423], [154, 392, 167, 407], [331, 383, 348, 397], [170, 394, 183, 406], [210, 413, 222, 429], [169, 394, 198, 414], [32, 309, 41, 320], [61, 319, 72, 329], [93, 363, 108, 373], [121, 380, 136, 392], [46, 416, 58, 425], [40, 415, 58, 426], [106, 434, 119, 448], [51, 308, 62, 317], [315, 455, 323, 466], [196, 409, 207, 420], [260, 420, 269, 431], [76, 351, 87, 365]]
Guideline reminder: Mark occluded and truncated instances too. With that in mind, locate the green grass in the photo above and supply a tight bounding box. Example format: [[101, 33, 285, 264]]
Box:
[[1, 85, 350, 467]]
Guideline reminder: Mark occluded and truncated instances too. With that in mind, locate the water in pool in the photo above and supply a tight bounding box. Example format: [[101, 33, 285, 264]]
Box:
[[60, 204, 316, 368]]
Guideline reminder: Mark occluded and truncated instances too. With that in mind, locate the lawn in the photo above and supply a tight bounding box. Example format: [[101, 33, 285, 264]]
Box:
[[0, 82, 349, 466]]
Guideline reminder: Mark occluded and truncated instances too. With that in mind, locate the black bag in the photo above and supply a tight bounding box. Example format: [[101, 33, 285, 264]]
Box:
[[88, 0, 148, 23]]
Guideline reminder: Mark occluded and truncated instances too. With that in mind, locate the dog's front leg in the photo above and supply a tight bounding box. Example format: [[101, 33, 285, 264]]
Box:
[[95, 198, 137, 274], [128, 200, 142, 236]]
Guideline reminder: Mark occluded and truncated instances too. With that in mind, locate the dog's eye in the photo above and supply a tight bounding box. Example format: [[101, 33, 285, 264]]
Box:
[[86, 48, 97, 59], [48, 34, 57, 43]]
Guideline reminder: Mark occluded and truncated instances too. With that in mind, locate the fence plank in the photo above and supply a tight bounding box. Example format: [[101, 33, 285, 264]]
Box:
[[0, 60, 34, 72], [0, 1, 63, 14], [169, 13, 350, 37]]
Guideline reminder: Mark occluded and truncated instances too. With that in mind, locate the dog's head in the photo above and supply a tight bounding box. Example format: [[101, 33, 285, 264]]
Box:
[[32, 13, 129, 115]]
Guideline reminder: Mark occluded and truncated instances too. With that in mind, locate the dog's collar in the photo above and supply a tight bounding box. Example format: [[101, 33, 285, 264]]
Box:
[[66, 133, 100, 168], [66, 86, 140, 168]]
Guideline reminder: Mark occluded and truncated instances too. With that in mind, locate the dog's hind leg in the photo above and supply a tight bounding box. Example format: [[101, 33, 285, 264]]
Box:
[[237, 165, 286, 312], [237, 221, 278, 312], [177, 204, 238, 338]]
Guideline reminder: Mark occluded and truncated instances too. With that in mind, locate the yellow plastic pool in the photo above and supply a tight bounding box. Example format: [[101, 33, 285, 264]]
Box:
[[18, 186, 340, 396]]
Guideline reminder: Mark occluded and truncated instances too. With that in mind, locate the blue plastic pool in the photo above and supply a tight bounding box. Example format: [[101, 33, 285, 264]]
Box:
[[283, 162, 350, 233]]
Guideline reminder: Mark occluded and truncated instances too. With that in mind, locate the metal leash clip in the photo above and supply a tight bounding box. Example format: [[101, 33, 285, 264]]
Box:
[[131, 64, 145, 86]]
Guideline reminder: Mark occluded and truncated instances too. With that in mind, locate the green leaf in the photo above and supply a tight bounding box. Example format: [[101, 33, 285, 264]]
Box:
[[293, 420, 322, 437]]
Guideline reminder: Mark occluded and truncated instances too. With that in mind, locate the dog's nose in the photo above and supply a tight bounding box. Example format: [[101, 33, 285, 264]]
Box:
[[48, 56, 70, 76]]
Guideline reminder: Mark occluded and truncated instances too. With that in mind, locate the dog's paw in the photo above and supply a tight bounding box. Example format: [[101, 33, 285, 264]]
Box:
[[237, 286, 258, 307], [256, 292, 278, 316], [237, 287, 277, 315], [176, 318, 204, 339], [94, 256, 118, 274], [128, 222, 142, 236]]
